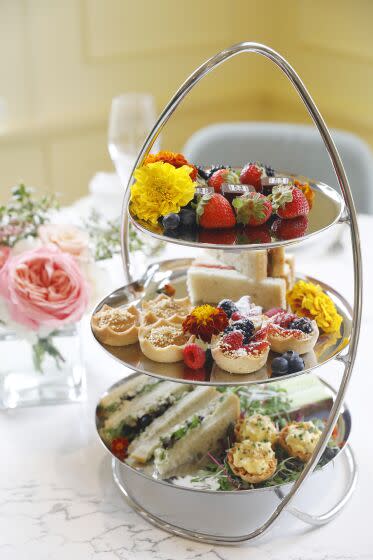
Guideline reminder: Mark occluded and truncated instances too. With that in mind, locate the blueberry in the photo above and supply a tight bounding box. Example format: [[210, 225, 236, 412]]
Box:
[[287, 355, 305, 373], [179, 208, 196, 228], [282, 350, 299, 362], [218, 299, 238, 318], [289, 317, 313, 334], [164, 228, 180, 239], [271, 356, 289, 376], [162, 213, 180, 230]]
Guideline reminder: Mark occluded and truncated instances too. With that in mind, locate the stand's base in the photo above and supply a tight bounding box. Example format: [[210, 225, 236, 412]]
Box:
[[112, 445, 357, 545]]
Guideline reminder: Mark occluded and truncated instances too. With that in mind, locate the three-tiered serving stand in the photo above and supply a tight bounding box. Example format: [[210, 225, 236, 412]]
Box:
[[92, 43, 362, 544]]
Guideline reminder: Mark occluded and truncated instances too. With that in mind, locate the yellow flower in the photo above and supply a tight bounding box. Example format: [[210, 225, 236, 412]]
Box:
[[287, 280, 343, 334], [130, 162, 195, 224]]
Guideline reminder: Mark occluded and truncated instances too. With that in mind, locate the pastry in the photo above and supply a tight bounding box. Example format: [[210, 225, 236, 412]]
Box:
[[265, 311, 319, 354], [138, 317, 192, 363], [141, 294, 192, 325], [235, 414, 278, 445], [227, 440, 277, 483], [211, 328, 270, 374], [154, 391, 240, 478], [91, 303, 140, 346], [279, 421, 322, 462]]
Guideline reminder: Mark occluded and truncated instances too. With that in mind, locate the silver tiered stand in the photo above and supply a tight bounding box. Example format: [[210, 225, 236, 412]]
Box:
[[97, 43, 362, 545]]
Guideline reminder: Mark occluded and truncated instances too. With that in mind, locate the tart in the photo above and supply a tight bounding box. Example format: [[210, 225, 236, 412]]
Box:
[[265, 311, 319, 354], [141, 294, 192, 325], [138, 317, 192, 363], [211, 329, 270, 374], [278, 421, 322, 462], [227, 440, 277, 483], [91, 304, 140, 346], [235, 414, 278, 445]]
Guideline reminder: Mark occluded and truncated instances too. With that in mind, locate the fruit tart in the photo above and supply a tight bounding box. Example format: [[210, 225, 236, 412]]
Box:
[[265, 311, 319, 355], [138, 317, 192, 363], [91, 304, 140, 346], [235, 413, 278, 446], [141, 294, 192, 325], [211, 325, 270, 374], [278, 421, 322, 462], [227, 440, 277, 483]]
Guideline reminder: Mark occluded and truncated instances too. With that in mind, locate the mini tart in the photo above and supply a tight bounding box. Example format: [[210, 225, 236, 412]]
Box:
[[279, 421, 322, 462], [235, 414, 278, 445], [141, 294, 192, 326], [138, 317, 192, 363], [211, 337, 270, 374], [91, 304, 140, 346], [265, 312, 319, 355], [227, 440, 277, 484]]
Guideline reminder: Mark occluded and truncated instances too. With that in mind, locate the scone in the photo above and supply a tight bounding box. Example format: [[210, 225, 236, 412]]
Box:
[[279, 421, 322, 462], [235, 414, 278, 445], [227, 440, 277, 483], [211, 328, 270, 374], [141, 294, 192, 325], [265, 312, 319, 354], [91, 304, 140, 346], [138, 317, 192, 363]]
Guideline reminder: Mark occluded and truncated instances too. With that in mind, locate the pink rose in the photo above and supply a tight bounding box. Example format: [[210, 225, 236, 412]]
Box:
[[0, 245, 89, 330], [38, 224, 90, 259], [0, 246, 10, 270]]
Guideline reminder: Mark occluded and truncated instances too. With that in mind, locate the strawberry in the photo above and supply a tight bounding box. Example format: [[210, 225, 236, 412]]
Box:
[[271, 215, 309, 240], [222, 330, 244, 350], [265, 307, 286, 318], [242, 224, 272, 244], [233, 192, 272, 226], [250, 326, 269, 342], [240, 163, 264, 191], [198, 228, 237, 245], [271, 185, 309, 219], [208, 168, 240, 193], [196, 193, 236, 229]]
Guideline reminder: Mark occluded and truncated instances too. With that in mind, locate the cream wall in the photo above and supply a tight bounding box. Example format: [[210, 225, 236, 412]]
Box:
[[0, 0, 372, 204]]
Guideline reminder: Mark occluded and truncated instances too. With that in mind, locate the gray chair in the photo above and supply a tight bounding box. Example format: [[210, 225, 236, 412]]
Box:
[[183, 122, 373, 214]]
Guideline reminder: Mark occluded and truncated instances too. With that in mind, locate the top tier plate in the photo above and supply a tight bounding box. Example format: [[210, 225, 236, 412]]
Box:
[[129, 175, 344, 251]]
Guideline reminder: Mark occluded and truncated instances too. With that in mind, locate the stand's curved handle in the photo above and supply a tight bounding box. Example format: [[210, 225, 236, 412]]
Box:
[[120, 42, 362, 541]]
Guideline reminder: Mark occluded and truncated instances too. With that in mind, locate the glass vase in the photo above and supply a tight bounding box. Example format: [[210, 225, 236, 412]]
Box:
[[0, 322, 85, 409]]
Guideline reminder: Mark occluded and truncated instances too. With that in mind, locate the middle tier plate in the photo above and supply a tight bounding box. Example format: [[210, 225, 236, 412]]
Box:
[[91, 258, 352, 386]]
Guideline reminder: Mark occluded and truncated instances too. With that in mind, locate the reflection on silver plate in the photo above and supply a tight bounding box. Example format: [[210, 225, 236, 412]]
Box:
[[129, 177, 344, 251], [91, 258, 352, 387]]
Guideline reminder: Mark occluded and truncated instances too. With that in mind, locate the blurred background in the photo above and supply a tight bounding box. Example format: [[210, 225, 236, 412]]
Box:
[[0, 0, 372, 205]]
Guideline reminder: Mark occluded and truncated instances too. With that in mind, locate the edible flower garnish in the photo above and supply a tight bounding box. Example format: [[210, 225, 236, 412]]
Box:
[[144, 151, 198, 181], [294, 180, 315, 209], [111, 437, 129, 461], [287, 280, 343, 334], [130, 162, 195, 224], [183, 304, 228, 342]]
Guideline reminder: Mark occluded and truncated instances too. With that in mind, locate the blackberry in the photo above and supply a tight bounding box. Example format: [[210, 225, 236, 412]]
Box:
[[265, 164, 275, 177], [207, 164, 227, 179], [197, 166, 209, 181], [217, 299, 238, 318], [224, 319, 255, 342], [288, 317, 313, 334]]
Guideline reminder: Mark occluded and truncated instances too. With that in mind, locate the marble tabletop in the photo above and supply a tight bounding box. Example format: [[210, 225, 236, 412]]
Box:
[[1, 215, 373, 560]]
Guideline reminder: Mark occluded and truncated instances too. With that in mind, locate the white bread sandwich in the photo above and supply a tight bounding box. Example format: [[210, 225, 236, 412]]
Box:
[[153, 391, 240, 478], [99, 374, 160, 415], [101, 381, 191, 443], [128, 386, 217, 463], [213, 249, 268, 281]]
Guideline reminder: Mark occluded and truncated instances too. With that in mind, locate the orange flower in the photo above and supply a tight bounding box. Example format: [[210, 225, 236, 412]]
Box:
[[294, 180, 315, 209], [111, 437, 129, 461], [145, 151, 198, 181], [183, 304, 228, 342]]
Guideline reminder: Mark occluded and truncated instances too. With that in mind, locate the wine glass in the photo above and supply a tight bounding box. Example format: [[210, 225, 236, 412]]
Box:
[[108, 93, 159, 186]]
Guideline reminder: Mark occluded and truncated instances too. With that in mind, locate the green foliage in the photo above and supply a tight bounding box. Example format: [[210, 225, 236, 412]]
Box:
[[32, 332, 65, 373]]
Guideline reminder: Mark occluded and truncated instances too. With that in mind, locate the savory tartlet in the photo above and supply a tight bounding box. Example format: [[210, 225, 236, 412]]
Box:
[[265, 312, 319, 355], [91, 304, 140, 346], [138, 317, 192, 363], [141, 294, 192, 325], [279, 421, 322, 462], [235, 414, 278, 445], [211, 336, 270, 374], [227, 440, 277, 483]]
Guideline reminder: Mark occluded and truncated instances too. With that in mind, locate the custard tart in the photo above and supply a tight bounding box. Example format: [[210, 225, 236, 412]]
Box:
[[138, 317, 192, 363], [91, 304, 140, 346], [141, 294, 192, 325], [227, 440, 277, 483]]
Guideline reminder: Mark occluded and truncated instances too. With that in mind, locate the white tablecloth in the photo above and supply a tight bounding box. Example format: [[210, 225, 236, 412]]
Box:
[[1, 215, 372, 560]]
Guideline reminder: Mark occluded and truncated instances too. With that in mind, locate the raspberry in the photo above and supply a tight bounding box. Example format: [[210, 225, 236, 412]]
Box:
[[231, 311, 243, 321], [222, 331, 244, 350], [182, 343, 206, 370]]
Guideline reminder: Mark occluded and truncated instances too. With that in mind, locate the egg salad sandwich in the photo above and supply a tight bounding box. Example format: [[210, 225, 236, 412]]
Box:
[[100, 380, 191, 444], [153, 391, 240, 478], [128, 386, 218, 464]]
